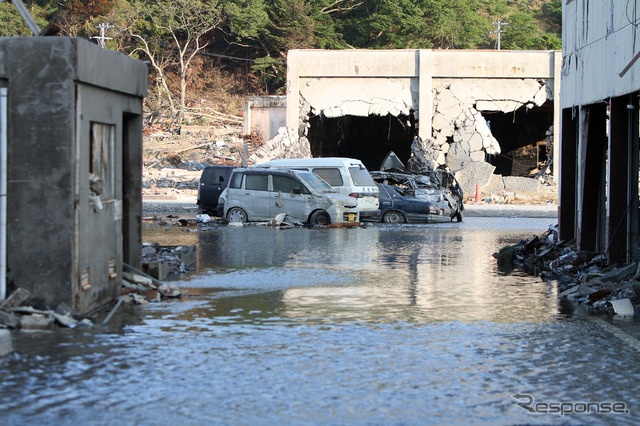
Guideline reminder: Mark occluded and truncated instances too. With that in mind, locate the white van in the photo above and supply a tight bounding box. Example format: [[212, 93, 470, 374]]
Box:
[[221, 168, 359, 225], [252, 158, 379, 213]]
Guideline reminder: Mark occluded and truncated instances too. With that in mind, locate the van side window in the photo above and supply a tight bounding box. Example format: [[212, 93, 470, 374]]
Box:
[[349, 167, 376, 185], [312, 168, 343, 186], [273, 175, 301, 193], [246, 174, 269, 191], [229, 172, 244, 189]]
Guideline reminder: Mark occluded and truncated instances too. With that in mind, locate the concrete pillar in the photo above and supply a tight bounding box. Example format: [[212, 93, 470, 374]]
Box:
[[630, 94, 639, 262], [608, 95, 639, 263], [553, 50, 562, 182], [286, 50, 300, 143], [559, 108, 577, 242], [123, 112, 143, 269], [418, 50, 433, 142], [579, 102, 607, 252]]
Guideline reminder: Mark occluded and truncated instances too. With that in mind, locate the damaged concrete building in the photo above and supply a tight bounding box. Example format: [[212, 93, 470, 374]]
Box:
[[0, 37, 148, 314], [249, 49, 561, 196], [560, 0, 640, 264]]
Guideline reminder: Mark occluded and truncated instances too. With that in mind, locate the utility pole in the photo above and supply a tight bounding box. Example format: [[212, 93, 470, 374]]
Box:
[[491, 20, 509, 50], [0, 0, 41, 35], [91, 23, 114, 48]]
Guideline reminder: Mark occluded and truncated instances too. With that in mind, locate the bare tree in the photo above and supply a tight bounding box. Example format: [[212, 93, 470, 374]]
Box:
[[153, 0, 222, 118], [118, 0, 222, 120]]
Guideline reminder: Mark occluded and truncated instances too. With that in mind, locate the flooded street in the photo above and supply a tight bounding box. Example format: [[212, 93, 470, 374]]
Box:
[[2, 217, 639, 425]]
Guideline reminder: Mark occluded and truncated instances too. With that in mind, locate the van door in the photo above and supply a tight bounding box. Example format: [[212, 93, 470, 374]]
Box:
[[243, 173, 271, 220], [270, 174, 310, 221], [199, 167, 232, 210]]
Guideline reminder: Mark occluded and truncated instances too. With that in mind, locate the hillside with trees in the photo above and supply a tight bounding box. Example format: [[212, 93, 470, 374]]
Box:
[[1, 0, 562, 125]]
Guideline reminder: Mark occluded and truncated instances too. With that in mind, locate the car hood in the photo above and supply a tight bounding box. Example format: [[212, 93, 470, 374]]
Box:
[[325, 194, 357, 207]]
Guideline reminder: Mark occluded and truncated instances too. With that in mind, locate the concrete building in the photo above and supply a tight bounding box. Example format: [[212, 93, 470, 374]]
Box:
[[0, 37, 148, 314], [251, 49, 561, 193], [242, 96, 286, 141], [560, 0, 640, 264]]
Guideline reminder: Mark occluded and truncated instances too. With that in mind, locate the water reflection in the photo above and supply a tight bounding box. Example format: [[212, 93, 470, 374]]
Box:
[[148, 218, 561, 324]]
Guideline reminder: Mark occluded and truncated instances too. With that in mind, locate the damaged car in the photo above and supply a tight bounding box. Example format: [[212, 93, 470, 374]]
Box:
[[364, 183, 454, 223], [370, 152, 464, 222], [220, 168, 360, 225]]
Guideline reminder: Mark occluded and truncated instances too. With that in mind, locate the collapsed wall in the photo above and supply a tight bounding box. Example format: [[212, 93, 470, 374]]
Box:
[[249, 49, 559, 199], [431, 78, 553, 171]]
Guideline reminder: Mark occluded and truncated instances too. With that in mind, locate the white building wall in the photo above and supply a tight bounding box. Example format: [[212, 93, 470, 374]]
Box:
[[562, 0, 640, 107]]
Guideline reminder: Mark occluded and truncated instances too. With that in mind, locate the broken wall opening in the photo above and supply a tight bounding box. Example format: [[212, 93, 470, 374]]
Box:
[[482, 102, 553, 177], [307, 112, 415, 171]]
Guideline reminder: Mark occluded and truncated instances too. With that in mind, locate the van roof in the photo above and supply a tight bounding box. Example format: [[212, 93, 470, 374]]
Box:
[[255, 157, 366, 167]]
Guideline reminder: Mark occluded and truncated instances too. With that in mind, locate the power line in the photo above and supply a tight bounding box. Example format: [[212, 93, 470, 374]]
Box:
[[491, 20, 509, 50]]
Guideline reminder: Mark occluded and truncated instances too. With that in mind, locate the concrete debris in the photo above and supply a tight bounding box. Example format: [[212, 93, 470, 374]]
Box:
[[0, 311, 20, 329], [0, 288, 93, 331], [141, 242, 196, 280], [249, 127, 311, 164], [0, 287, 30, 311], [454, 162, 496, 196], [0, 330, 12, 357], [196, 213, 211, 223], [158, 284, 181, 298], [609, 299, 635, 316], [496, 225, 640, 316], [19, 313, 54, 330]]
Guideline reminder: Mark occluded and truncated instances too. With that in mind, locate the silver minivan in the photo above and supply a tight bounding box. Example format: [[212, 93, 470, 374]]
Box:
[[252, 158, 379, 214], [221, 168, 359, 225]]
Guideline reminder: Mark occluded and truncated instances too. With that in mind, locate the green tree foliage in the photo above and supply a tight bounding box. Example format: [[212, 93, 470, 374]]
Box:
[[1, 0, 563, 102], [0, 0, 55, 36]]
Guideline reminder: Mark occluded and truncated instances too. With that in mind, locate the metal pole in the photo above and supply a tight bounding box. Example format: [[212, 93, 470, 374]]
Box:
[[1, 88, 8, 301], [2, 0, 41, 35], [491, 21, 509, 50]]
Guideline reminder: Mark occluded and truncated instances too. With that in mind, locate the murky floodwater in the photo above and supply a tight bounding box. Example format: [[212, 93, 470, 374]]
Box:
[[2, 217, 640, 425]]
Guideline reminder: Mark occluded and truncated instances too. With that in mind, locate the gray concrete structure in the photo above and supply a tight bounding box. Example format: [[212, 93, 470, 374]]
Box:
[[258, 49, 562, 183], [0, 37, 147, 314], [560, 1, 640, 264], [243, 96, 286, 141]]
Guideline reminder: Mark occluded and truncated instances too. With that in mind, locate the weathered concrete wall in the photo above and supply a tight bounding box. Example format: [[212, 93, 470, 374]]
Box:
[[0, 37, 147, 313], [432, 78, 552, 171], [243, 96, 286, 141], [253, 49, 561, 184], [562, 0, 640, 107], [560, 0, 640, 262]]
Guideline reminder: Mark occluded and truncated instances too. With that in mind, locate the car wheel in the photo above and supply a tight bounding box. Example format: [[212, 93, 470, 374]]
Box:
[[309, 210, 331, 225], [383, 211, 405, 223], [227, 207, 247, 223]]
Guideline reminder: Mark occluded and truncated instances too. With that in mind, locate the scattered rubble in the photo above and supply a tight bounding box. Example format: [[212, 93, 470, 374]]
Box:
[[495, 226, 640, 316], [140, 243, 196, 280]]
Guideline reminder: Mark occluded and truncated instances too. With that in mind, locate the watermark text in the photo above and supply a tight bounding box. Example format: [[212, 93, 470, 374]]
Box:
[[512, 393, 630, 416]]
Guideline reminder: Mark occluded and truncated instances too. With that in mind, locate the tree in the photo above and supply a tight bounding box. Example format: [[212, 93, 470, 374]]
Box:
[[0, 0, 55, 36], [118, 0, 223, 118]]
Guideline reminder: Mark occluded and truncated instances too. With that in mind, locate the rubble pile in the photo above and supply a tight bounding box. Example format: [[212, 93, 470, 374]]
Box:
[[140, 242, 197, 280], [143, 124, 247, 199], [122, 271, 182, 305], [0, 288, 95, 330], [495, 226, 640, 316]]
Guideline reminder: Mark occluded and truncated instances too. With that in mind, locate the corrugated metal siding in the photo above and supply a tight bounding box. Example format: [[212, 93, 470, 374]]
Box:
[[562, 0, 640, 107]]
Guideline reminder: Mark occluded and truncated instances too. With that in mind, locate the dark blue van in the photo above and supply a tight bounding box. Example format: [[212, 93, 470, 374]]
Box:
[[196, 165, 235, 215]]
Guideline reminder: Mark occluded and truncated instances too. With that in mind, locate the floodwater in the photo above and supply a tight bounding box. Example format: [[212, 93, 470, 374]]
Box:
[[2, 217, 640, 425]]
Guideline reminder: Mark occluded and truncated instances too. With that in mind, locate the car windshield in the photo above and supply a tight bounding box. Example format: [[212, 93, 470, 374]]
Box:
[[349, 167, 376, 186], [295, 171, 334, 193]]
